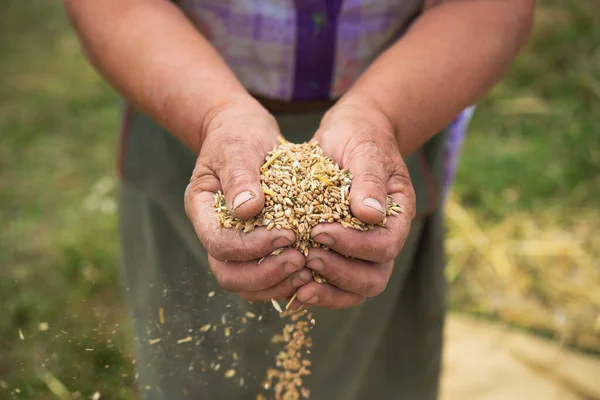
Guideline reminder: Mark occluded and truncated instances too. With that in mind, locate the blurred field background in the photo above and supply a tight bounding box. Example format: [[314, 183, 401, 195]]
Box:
[[0, 1, 598, 399]]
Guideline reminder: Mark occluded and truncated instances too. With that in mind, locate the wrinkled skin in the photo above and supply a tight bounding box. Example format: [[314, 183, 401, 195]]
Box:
[[292, 98, 417, 309], [184, 98, 312, 302], [184, 97, 416, 309]]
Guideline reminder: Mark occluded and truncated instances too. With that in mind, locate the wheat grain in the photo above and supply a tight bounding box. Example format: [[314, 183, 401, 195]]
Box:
[[214, 138, 402, 399]]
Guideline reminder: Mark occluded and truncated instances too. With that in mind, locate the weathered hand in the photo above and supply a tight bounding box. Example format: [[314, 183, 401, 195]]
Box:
[[295, 98, 417, 309], [184, 97, 312, 300]]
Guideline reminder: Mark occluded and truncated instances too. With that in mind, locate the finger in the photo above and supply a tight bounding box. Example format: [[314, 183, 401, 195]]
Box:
[[295, 281, 366, 310], [310, 208, 409, 263], [306, 248, 391, 297], [344, 140, 392, 225], [185, 190, 295, 261], [239, 268, 314, 302], [208, 248, 305, 292], [217, 137, 277, 220], [386, 168, 417, 222]]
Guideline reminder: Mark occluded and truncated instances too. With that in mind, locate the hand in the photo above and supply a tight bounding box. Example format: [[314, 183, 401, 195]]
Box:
[[184, 97, 313, 301], [294, 97, 417, 309]]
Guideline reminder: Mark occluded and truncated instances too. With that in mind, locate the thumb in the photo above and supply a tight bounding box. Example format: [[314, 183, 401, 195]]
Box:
[[219, 154, 266, 220], [346, 149, 389, 225]]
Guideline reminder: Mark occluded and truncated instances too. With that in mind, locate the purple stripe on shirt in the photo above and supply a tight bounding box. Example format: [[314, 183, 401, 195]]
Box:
[[442, 105, 476, 201], [292, 0, 343, 100]]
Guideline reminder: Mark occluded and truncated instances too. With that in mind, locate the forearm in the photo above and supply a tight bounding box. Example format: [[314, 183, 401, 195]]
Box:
[[339, 0, 535, 156], [63, 0, 258, 153]]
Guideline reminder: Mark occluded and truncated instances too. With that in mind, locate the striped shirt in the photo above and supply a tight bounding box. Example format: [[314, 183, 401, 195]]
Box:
[[177, 0, 472, 194], [179, 0, 422, 100]]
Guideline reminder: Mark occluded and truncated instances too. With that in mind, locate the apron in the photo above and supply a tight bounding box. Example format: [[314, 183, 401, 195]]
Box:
[[117, 106, 448, 399]]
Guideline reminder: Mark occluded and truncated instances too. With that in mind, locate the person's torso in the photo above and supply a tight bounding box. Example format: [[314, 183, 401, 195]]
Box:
[[120, 0, 471, 214], [177, 0, 424, 101]]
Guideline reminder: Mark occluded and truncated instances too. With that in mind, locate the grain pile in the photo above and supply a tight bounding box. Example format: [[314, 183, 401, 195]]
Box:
[[214, 137, 403, 399]]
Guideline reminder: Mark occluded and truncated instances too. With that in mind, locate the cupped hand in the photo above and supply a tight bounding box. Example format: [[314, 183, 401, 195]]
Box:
[[294, 97, 417, 309], [184, 97, 311, 300]]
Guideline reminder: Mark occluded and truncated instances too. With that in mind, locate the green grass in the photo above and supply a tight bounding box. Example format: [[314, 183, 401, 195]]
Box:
[[0, 2, 134, 399], [455, 1, 600, 219], [0, 0, 598, 398]]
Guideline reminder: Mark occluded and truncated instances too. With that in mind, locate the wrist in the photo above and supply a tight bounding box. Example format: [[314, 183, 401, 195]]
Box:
[[314, 92, 400, 165], [324, 92, 395, 134], [198, 92, 273, 152], [320, 92, 397, 146]]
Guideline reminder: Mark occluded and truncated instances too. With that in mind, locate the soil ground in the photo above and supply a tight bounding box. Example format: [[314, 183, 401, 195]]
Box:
[[441, 314, 600, 400]]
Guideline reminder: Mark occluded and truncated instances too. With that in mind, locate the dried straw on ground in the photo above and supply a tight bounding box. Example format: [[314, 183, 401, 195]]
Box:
[[214, 137, 402, 399], [445, 196, 600, 353]]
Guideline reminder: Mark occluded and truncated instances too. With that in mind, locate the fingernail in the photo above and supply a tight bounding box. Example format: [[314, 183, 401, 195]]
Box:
[[313, 233, 335, 247], [272, 237, 293, 248], [306, 258, 324, 272], [363, 197, 385, 214], [283, 262, 300, 275], [232, 191, 255, 210]]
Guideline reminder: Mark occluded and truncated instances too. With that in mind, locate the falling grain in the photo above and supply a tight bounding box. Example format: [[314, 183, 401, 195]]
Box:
[[271, 298, 283, 313], [214, 139, 403, 399], [224, 369, 236, 378], [285, 293, 298, 311], [177, 336, 193, 344]]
